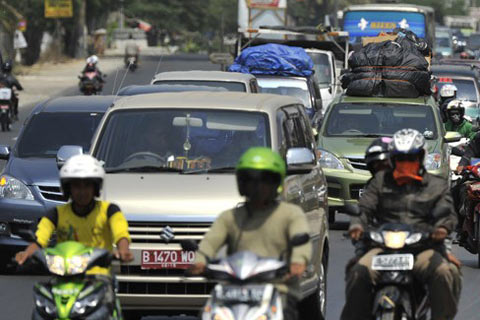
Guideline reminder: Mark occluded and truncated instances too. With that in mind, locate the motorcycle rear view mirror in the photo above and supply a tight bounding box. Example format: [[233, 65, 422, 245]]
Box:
[[290, 233, 310, 247], [344, 203, 361, 216], [181, 240, 199, 252]]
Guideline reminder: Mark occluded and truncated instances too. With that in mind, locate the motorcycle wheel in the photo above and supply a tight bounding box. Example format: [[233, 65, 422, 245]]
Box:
[[298, 256, 327, 320]]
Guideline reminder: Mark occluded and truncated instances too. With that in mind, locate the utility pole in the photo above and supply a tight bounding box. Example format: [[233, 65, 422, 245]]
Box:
[[120, 0, 125, 30]]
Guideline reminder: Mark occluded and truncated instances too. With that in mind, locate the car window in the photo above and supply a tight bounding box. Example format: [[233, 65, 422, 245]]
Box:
[[307, 52, 332, 88], [17, 112, 104, 158], [257, 78, 312, 108], [281, 106, 307, 148], [324, 103, 437, 138], [153, 80, 246, 92], [296, 106, 316, 150], [437, 78, 478, 102], [95, 109, 270, 172], [249, 80, 258, 93]]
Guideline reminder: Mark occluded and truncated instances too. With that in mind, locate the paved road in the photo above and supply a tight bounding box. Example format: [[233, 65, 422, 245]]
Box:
[[1, 55, 480, 319]]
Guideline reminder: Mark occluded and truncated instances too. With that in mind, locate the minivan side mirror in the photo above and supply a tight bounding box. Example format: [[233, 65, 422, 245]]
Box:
[[57, 145, 83, 169], [444, 131, 462, 143], [286, 148, 315, 175], [0, 145, 10, 160]]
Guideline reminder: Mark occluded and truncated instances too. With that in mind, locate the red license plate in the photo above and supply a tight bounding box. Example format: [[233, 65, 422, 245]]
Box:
[[0, 105, 8, 110], [141, 250, 196, 269]]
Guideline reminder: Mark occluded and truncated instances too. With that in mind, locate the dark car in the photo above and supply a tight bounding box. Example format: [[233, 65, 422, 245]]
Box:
[[117, 84, 228, 96], [0, 95, 115, 270], [432, 64, 480, 122]]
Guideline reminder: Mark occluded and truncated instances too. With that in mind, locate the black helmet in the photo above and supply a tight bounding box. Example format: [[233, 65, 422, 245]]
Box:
[[365, 137, 392, 173], [2, 60, 12, 72]]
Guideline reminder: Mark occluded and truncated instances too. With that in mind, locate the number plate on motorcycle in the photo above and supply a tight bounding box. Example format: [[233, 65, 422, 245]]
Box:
[[372, 254, 414, 271], [216, 285, 265, 303], [141, 250, 195, 269], [0, 88, 12, 100]]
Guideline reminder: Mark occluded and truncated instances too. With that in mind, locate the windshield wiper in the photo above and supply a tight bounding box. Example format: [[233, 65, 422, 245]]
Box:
[[183, 166, 236, 174], [105, 166, 183, 173]]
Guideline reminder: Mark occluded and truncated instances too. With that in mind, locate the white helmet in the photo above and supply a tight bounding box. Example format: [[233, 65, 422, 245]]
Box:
[[439, 84, 457, 99], [86, 55, 98, 65], [389, 128, 427, 161], [60, 154, 105, 197]]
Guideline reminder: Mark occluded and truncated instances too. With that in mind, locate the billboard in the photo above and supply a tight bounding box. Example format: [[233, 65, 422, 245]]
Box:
[[45, 0, 73, 18], [343, 11, 426, 43]]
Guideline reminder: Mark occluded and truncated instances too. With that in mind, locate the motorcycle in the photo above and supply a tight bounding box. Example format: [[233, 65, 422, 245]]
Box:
[[125, 56, 137, 72], [13, 230, 123, 320], [0, 85, 13, 132], [456, 162, 480, 266], [78, 71, 103, 95], [345, 204, 450, 320], [181, 233, 310, 320]]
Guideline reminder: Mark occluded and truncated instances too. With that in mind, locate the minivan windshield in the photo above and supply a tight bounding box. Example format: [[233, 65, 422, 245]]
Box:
[[17, 112, 104, 158], [257, 78, 312, 108], [325, 103, 437, 138], [153, 80, 246, 92], [95, 109, 270, 173]]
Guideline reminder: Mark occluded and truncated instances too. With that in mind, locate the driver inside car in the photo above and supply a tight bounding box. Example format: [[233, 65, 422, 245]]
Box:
[[188, 147, 312, 320], [342, 128, 462, 320], [127, 119, 176, 162]]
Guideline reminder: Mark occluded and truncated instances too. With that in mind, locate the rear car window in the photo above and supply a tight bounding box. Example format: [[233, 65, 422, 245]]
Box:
[[153, 80, 246, 92], [437, 78, 478, 102]]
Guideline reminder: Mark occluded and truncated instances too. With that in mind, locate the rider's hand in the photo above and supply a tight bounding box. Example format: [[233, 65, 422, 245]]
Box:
[[188, 263, 206, 276], [15, 243, 40, 265], [431, 227, 448, 242], [446, 252, 462, 269], [456, 166, 464, 174], [288, 263, 306, 279], [349, 226, 364, 241], [115, 238, 134, 262]]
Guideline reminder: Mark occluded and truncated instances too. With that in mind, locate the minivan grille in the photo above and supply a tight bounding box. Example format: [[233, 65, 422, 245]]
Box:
[[37, 186, 67, 202], [347, 158, 368, 171], [128, 222, 211, 244]]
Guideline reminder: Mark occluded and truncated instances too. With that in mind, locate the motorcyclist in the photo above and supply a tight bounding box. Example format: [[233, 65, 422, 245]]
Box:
[[365, 137, 392, 177], [15, 154, 133, 269], [124, 34, 140, 67], [81, 55, 105, 87], [444, 100, 476, 140], [438, 84, 457, 123], [342, 128, 462, 320], [189, 147, 312, 320], [1, 60, 23, 121]]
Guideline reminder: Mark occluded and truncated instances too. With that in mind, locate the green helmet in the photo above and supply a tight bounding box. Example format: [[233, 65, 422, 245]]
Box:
[[236, 147, 286, 181]]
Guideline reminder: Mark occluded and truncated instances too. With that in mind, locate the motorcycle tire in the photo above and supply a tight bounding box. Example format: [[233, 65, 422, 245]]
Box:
[[0, 114, 8, 132]]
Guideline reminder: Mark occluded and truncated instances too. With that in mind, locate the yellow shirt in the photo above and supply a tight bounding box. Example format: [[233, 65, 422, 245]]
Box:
[[35, 200, 131, 275]]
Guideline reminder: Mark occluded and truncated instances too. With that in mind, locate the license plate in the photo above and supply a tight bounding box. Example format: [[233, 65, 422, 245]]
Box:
[[372, 254, 414, 271], [216, 285, 265, 303], [0, 88, 11, 100], [0, 105, 9, 110], [141, 250, 195, 269]]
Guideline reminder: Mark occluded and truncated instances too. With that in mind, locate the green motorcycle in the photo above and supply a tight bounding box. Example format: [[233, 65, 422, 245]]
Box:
[[25, 240, 122, 320]]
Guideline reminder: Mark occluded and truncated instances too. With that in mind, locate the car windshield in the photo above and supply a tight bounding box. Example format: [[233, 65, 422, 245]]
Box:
[[437, 78, 478, 102], [325, 103, 437, 138], [468, 34, 480, 49], [465, 106, 480, 120], [95, 109, 270, 173], [257, 78, 312, 108], [17, 112, 104, 158], [153, 80, 246, 92], [436, 37, 451, 48], [307, 52, 332, 87]]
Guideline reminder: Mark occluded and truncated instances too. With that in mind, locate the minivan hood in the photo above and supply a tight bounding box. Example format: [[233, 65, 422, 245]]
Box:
[[7, 157, 59, 186], [319, 136, 439, 158], [102, 173, 243, 222]]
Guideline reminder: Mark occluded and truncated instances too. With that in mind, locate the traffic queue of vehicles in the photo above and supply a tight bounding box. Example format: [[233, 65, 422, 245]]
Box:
[[2, 12, 479, 319]]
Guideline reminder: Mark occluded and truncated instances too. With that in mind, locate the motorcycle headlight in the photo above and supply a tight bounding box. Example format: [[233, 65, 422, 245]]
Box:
[[369, 231, 383, 243], [425, 153, 442, 170], [66, 254, 90, 275], [46, 255, 65, 276], [405, 232, 422, 245], [0, 175, 34, 200], [317, 149, 345, 169], [34, 293, 57, 317], [382, 231, 408, 249], [70, 288, 104, 318]]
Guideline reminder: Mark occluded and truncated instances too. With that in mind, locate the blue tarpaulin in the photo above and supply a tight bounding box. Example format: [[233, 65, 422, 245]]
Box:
[[228, 43, 314, 77]]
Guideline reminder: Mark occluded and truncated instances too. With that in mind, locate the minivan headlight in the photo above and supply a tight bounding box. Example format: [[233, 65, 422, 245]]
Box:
[[317, 149, 344, 169], [0, 175, 34, 200], [425, 153, 442, 170]]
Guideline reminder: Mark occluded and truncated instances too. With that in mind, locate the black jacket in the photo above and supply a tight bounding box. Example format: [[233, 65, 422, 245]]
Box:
[[1, 73, 22, 91], [352, 170, 456, 233], [459, 132, 480, 166]]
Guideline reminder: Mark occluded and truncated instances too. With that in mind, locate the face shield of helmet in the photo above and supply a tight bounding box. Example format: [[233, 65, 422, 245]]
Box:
[[237, 169, 281, 205], [448, 110, 463, 123]]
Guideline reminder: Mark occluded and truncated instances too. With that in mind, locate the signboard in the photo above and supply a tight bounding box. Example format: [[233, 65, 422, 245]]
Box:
[[247, 0, 286, 9], [45, 0, 73, 18]]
